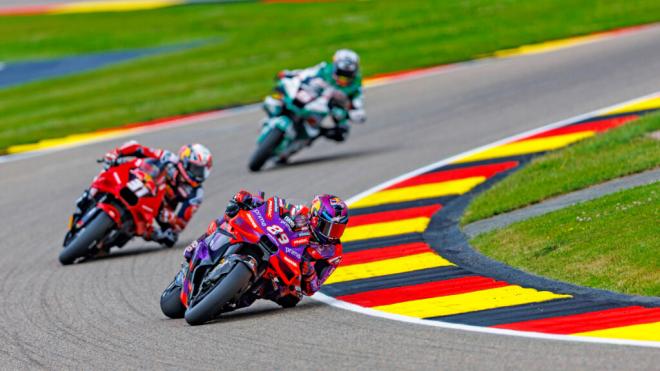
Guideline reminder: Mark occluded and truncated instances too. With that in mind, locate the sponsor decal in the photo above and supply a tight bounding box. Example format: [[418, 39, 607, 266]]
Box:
[[292, 236, 310, 247], [285, 247, 302, 260], [282, 254, 298, 267], [267, 199, 274, 220], [245, 213, 259, 229], [277, 198, 284, 214], [283, 215, 296, 229], [254, 209, 267, 227]]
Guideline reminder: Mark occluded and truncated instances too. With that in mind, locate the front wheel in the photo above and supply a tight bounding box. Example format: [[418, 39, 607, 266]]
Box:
[[184, 262, 253, 326], [160, 278, 186, 319], [59, 211, 114, 265], [248, 128, 284, 172]]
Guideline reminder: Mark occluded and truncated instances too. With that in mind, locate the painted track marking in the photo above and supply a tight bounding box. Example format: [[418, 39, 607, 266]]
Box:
[[313, 91, 660, 349]]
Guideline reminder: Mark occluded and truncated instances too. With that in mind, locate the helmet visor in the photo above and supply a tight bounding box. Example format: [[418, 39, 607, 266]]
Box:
[[334, 63, 356, 87], [187, 163, 207, 182], [317, 218, 346, 241]]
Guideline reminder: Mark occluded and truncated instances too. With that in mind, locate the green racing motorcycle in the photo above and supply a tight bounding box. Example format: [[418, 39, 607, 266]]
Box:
[[248, 76, 353, 171]]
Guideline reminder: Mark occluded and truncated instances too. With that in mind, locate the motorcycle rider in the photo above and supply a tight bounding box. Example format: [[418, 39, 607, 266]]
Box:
[[183, 190, 348, 308], [73, 140, 213, 247], [263, 49, 366, 162]]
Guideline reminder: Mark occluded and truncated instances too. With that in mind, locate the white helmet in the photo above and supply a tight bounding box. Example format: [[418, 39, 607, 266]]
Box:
[[177, 143, 213, 186], [332, 49, 360, 87]]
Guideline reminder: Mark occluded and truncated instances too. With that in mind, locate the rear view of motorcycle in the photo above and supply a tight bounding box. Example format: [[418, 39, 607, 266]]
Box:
[[59, 158, 167, 264], [248, 76, 356, 171], [160, 197, 308, 325]]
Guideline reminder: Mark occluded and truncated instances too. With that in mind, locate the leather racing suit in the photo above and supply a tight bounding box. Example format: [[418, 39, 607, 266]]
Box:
[[76, 141, 203, 247], [264, 61, 366, 144], [182, 190, 342, 307]]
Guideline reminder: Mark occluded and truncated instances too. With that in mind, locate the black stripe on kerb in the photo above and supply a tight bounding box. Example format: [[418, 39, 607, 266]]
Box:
[[343, 233, 423, 253], [321, 266, 474, 297], [426, 297, 629, 326], [349, 196, 454, 216]]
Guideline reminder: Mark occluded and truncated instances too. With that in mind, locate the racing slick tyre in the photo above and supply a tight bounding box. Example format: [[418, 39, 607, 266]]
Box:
[[59, 211, 114, 265], [184, 262, 253, 326], [248, 128, 284, 172], [160, 280, 186, 319]]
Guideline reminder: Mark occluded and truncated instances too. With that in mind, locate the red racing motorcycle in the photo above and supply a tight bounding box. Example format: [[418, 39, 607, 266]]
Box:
[[59, 158, 167, 265], [160, 196, 308, 325]]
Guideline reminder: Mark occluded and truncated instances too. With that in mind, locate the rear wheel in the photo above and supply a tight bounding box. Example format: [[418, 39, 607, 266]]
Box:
[[248, 128, 284, 172], [59, 211, 114, 265], [184, 262, 253, 326]]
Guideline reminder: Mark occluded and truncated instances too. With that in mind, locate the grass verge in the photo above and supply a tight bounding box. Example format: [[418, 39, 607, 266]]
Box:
[[471, 182, 660, 297], [2, 0, 660, 150], [463, 112, 660, 224]]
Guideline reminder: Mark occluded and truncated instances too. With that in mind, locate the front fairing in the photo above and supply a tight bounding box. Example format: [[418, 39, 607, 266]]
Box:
[[181, 231, 233, 305], [90, 159, 166, 236], [246, 198, 306, 286]]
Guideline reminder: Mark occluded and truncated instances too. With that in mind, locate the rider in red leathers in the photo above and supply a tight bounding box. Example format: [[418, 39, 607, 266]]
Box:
[[74, 140, 213, 247], [183, 190, 348, 307]]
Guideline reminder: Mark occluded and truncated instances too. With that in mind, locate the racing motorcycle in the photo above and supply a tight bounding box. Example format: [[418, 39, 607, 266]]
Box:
[[160, 196, 308, 325], [59, 158, 167, 265], [248, 76, 355, 171]]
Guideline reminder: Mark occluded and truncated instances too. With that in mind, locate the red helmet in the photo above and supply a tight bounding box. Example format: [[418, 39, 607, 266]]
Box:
[[177, 144, 213, 186], [309, 194, 349, 243]]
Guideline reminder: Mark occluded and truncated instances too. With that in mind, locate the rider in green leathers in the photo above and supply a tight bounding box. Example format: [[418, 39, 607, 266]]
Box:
[[262, 49, 366, 163]]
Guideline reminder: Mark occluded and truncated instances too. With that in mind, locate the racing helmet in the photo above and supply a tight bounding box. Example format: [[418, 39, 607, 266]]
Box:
[[309, 194, 349, 243], [332, 49, 360, 87], [177, 144, 213, 186]]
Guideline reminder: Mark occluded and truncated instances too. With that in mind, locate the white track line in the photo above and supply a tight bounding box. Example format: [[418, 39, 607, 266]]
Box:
[[311, 90, 660, 349]]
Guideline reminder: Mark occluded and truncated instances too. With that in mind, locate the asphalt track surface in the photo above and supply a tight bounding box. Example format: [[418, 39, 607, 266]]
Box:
[[1, 26, 660, 370]]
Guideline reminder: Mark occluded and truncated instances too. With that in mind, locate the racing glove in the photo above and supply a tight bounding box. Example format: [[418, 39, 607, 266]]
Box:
[[224, 190, 254, 219], [348, 109, 366, 124], [322, 125, 349, 142], [102, 150, 119, 169], [152, 226, 178, 248]]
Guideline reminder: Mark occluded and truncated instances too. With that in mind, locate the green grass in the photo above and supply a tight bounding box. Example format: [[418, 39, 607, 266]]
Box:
[[2, 0, 660, 151], [463, 112, 660, 224], [471, 182, 660, 296]]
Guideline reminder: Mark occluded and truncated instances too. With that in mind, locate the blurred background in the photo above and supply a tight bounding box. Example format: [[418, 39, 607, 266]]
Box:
[[1, 0, 660, 154]]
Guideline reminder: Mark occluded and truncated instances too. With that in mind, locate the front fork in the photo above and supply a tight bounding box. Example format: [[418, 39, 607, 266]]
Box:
[[64, 191, 98, 247]]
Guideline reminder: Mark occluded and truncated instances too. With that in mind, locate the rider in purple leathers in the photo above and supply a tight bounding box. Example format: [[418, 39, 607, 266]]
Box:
[[182, 190, 348, 307]]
